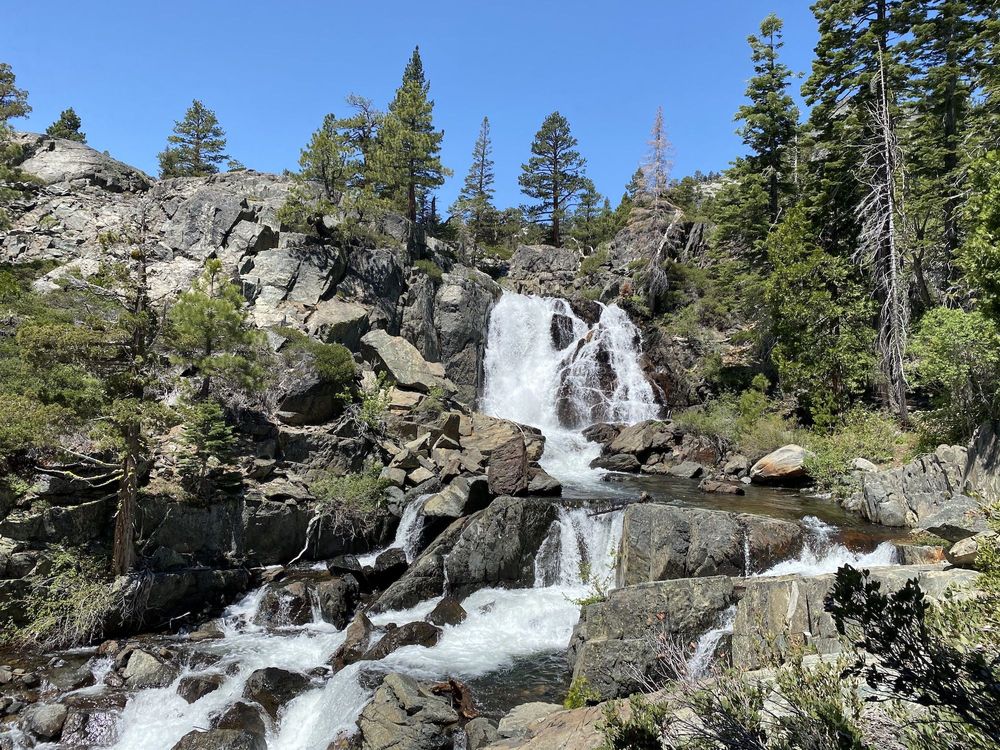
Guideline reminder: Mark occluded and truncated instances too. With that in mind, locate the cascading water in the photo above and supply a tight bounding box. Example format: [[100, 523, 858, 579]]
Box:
[[98, 507, 624, 750], [355, 495, 429, 567], [759, 516, 897, 577], [481, 292, 659, 489]]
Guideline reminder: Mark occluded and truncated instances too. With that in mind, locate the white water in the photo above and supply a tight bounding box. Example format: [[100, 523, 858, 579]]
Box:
[[759, 516, 897, 578], [686, 605, 737, 679], [102, 507, 623, 750], [356, 495, 429, 567], [481, 292, 659, 488]]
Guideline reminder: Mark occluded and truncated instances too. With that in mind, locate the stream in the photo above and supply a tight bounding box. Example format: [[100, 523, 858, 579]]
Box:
[[5, 292, 901, 749]]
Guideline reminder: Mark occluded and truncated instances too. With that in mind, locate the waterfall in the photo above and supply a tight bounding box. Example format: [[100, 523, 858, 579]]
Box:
[[355, 495, 429, 567], [759, 516, 898, 577], [686, 605, 737, 679], [481, 292, 659, 486]]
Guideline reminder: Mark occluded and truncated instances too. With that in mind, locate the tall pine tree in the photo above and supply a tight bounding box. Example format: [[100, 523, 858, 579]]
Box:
[[452, 116, 497, 247], [519, 111, 588, 246], [158, 100, 230, 178], [734, 13, 800, 225], [374, 47, 449, 225]]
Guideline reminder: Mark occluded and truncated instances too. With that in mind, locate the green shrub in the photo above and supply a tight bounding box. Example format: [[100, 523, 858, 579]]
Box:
[[5, 547, 120, 650], [413, 385, 445, 418], [599, 694, 668, 750], [564, 676, 601, 709], [278, 327, 357, 409], [310, 462, 390, 536], [413, 259, 444, 282], [358, 371, 393, 430], [177, 398, 236, 497], [579, 248, 609, 277]]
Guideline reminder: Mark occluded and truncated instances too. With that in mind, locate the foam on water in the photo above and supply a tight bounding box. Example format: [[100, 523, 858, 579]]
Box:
[[481, 292, 659, 488], [759, 516, 898, 577], [687, 605, 737, 679], [356, 495, 429, 567]]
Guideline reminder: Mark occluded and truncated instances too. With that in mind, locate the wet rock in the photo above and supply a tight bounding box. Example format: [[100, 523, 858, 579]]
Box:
[[550, 313, 576, 350], [488, 436, 529, 496], [570, 576, 737, 699], [357, 673, 458, 750], [372, 517, 472, 613], [363, 621, 442, 661], [607, 420, 675, 461], [444, 497, 558, 597], [211, 700, 267, 738], [722, 455, 751, 476], [331, 612, 374, 670], [665, 461, 705, 479], [177, 673, 224, 704], [526, 467, 562, 496], [315, 576, 361, 629], [426, 597, 467, 627], [616, 504, 803, 586], [423, 476, 490, 519], [581, 422, 620, 447], [242, 667, 311, 721], [750, 445, 813, 485], [171, 728, 266, 750], [329, 554, 365, 579], [589, 454, 641, 473], [122, 649, 177, 690], [370, 548, 408, 590], [465, 717, 500, 750], [255, 576, 359, 629], [698, 479, 745, 495], [21, 703, 68, 741]]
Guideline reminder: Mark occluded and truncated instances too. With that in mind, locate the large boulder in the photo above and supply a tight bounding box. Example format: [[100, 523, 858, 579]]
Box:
[[444, 497, 558, 597], [122, 649, 177, 690], [17, 133, 152, 191], [242, 667, 311, 721], [254, 576, 359, 629], [488, 436, 529, 496], [305, 298, 370, 348], [607, 420, 675, 460], [21, 703, 69, 741], [616, 504, 804, 587], [361, 329, 454, 395], [569, 576, 737, 700], [171, 729, 265, 750], [362, 621, 443, 661], [750, 445, 813, 485], [357, 673, 458, 750], [731, 565, 981, 670], [422, 476, 490, 518]]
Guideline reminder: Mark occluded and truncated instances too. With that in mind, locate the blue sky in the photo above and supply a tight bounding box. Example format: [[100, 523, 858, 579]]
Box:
[[2, 1, 819, 211]]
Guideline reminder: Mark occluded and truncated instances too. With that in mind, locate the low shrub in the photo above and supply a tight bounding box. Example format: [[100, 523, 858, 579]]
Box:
[[579, 248, 609, 278], [358, 372, 393, 430], [310, 462, 390, 536], [413, 259, 444, 282], [5, 547, 121, 650], [599, 694, 668, 750], [564, 676, 601, 709]]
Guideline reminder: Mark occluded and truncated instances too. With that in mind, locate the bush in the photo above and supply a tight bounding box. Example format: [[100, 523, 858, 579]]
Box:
[[908, 306, 1000, 444], [579, 248, 609, 278], [278, 327, 357, 408], [5, 548, 121, 650], [310, 462, 390, 537], [599, 694, 668, 750], [358, 372, 393, 430], [564, 676, 601, 709], [413, 259, 444, 282], [413, 385, 445, 418]]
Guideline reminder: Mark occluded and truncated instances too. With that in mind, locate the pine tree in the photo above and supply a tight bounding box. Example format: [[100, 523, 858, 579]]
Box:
[[0, 63, 30, 126], [45, 108, 86, 142], [300, 113, 357, 204], [641, 106, 672, 208], [802, 0, 909, 258], [734, 13, 799, 224], [519, 111, 588, 246], [569, 179, 608, 248], [177, 397, 236, 497], [158, 100, 230, 178], [452, 116, 497, 249], [374, 47, 449, 225], [166, 259, 267, 399]]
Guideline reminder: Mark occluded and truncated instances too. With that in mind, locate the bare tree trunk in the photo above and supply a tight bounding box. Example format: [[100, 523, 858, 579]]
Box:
[[858, 43, 909, 423], [113, 423, 140, 576]]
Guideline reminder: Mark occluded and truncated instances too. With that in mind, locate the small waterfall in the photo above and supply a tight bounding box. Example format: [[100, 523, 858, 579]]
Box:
[[481, 292, 659, 486], [686, 605, 736, 679], [533, 507, 624, 588], [356, 495, 429, 567], [758, 516, 898, 577]]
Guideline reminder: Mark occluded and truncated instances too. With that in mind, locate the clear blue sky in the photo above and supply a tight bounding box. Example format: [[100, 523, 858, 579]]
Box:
[[2, 1, 819, 211]]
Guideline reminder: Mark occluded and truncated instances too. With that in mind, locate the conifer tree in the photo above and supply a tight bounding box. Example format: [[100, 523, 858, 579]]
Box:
[[374, 47, 449, 224], [0, 63, 29, 126], [45, 108, 86, 142], [452, 116, 497, 248], [166, 259, 266, 400], [158, 100, 230, 178], [0, 62, 31, 229], [570, 180, 610, 248], [641, 106, 672, 208], [519, 111, 588, 246], [299, 113, 356, 205], [734, 14, 799, 224]]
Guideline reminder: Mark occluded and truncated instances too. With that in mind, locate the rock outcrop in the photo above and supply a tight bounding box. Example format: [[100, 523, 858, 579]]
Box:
[[357, 673, 458, 750], [616, 504, 804, 587]]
